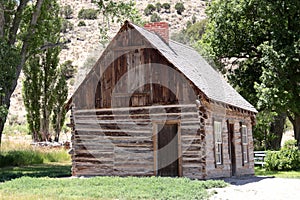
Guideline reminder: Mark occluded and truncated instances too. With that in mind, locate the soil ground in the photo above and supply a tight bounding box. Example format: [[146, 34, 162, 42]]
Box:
[[209, 176, 300, 200]]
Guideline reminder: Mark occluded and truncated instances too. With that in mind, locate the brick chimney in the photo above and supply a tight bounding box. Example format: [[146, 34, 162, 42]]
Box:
[[144, 22, 169, 44]]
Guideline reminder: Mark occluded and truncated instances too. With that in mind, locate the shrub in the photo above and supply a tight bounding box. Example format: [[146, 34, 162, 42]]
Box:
[[175, 2, 185, 15], [156, 2, 162, 12], [150, 13, 161, 22], [144, 4, 156, 16], [62, 5, 73, 19], [61, 19, 74, 33], [61, 60, 77, 79], [162, 3, 171, 13], [78, 8, 98, 20], [265, 140, 300, 171], [78, 20, 86, 27], [0, 143, 71, 168]]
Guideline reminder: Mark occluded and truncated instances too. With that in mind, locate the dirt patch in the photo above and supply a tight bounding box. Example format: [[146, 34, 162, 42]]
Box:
[[209, 176, 300, 200]]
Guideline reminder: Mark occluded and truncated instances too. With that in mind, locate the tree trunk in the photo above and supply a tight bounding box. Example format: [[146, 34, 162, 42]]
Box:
[[269, 113, 286, 150], [0, 3, 4, 38], [293, 115, 300, 148], [0, 0, 44, 145]]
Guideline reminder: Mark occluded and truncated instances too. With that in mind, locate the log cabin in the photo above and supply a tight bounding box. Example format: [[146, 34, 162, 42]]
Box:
[[67, 21, 257, 179]]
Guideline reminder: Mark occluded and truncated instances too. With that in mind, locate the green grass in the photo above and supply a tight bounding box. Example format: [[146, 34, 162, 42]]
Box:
[[255, 167, 300, 178], [0, 148, 71, 168], [0, 176, 227, 200], [0, 162, 72, 182]]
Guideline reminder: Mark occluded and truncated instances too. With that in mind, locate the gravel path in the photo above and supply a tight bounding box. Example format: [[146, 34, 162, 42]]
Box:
[[209, 176, 300, 200]]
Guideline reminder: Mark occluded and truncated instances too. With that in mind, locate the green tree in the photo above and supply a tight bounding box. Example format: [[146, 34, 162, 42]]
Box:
[[23, 56, 42, 141], [175, 2, 185, 15], [23, 0, 64, 142], [0, 0, 143, 145], [52, 68, 68, 142], [201, 0, 300, 148], [0, 0, 47, 145]]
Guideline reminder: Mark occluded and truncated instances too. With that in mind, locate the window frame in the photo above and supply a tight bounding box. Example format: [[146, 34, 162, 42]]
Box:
[[214, 121, 223, 165], [241, 125, 249, 164]]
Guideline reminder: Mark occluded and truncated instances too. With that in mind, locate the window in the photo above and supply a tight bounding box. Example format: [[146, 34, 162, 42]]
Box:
[[214, 121, 222, 165], [241, 125, 248, 163]]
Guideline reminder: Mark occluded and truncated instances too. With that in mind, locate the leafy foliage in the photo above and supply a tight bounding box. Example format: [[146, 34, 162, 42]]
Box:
[[78, 8, 98, 19], [175, 2, 185, 15], [156, 2, 162, 12], [201, 0, 300, 147], [0, 148, 70, 168], [78, 20, 86, 26], [22, 1, 68, 142], [265, 140, 300, 171], [144, 4, 156, 16], [95, 0, 143, 45], [150, 13, 161, 22], [171, 19, 207, 45], [61, 19, 73, 33], [162, 2, 171, 13], [52, 69, 68, 142], [61, 5, 73, 19]]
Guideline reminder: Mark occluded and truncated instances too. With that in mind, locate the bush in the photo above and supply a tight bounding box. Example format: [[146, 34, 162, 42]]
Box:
[[78, 20, 86, 27], [265, 140, 300, 171], [162, 3, 171, 13], [78, 8, 98, 20], [62, 5, 73, 19], [156, 2, 162, 12], [144, 4, 156, 16], [61, 19, 74, 33], [0, 148, 71, 168], [175, 2, 185, 15], [61, 60, 77, 79], [150, 13, 161, 22]]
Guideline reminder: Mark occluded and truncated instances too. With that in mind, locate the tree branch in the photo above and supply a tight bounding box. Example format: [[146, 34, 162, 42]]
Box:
[[287, 111, 295, 126], [8, 0, 44, 101], [39, 39, 71, 51], [8, 0, 30, 45]]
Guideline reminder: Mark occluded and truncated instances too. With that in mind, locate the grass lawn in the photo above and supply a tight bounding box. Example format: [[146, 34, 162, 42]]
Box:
[[0, 162, 72, 182], [0, 175, 227, 200], [255, 167, 300, 178]]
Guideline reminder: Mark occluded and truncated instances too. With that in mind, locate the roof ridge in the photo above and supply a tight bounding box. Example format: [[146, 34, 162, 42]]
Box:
[[169, 39, 196, 51]]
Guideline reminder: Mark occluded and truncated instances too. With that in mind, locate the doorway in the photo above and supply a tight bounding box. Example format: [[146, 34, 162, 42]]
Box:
[[156, 123, 179, 177], [228, 122, 236, 176]]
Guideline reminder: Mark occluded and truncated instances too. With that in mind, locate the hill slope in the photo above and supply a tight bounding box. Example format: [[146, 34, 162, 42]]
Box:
[[8, 0, 207, 125]]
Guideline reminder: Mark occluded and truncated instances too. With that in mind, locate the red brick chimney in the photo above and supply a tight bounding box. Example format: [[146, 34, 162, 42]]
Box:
[[144, 22, 169, 44]]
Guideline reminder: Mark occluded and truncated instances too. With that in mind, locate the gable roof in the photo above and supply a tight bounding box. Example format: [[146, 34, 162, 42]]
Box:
[[130, 22, 257, 113], [69, 21, 257, 113]]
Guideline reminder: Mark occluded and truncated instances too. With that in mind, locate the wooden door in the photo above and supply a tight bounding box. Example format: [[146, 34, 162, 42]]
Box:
[[228, 122, 236, 176], [157, 123, 179, 177]]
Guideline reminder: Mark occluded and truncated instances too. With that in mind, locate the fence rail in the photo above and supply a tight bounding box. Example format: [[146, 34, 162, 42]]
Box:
[[254, 151, 267, 166]]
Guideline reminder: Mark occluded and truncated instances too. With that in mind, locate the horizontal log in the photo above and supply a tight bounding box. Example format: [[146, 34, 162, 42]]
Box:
[[74, 104, 197, 114]]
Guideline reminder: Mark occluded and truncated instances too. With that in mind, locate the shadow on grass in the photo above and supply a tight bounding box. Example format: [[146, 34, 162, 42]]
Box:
[[0, 163, 71, 182]]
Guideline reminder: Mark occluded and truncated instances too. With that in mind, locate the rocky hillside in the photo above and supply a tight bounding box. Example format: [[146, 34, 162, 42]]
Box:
[[8, 0, 207, 125]]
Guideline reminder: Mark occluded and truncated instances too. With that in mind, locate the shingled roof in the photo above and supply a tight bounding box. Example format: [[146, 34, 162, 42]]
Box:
[[130, 22, 257, 113]]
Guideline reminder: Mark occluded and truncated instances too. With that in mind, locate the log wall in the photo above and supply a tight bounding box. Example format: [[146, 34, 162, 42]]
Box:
[[204, 102, 255, 179], [71, 104, 206, 179]]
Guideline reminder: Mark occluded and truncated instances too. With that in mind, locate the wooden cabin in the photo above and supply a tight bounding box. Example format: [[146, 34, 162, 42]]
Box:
[[67, 21, 257, 179]]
